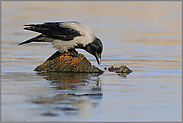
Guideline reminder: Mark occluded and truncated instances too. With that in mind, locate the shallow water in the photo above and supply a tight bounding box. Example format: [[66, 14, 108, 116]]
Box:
[[1, 1, 182, 122]]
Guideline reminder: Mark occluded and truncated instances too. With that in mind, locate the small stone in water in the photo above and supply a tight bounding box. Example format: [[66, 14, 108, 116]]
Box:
[[108, 65, 133, 74]]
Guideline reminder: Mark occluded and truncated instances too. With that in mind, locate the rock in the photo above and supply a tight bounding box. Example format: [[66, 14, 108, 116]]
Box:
[[108, 66, 119, 72], [115, 65, 133, 74], [34, 51, 104, 73], [108, 65, 133, 74]]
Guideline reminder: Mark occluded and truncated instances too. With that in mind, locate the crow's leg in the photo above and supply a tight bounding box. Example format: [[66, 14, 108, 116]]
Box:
[[68, 49, 78, 54], [64, 49, 82, 60], [65, 49, 79, 57]]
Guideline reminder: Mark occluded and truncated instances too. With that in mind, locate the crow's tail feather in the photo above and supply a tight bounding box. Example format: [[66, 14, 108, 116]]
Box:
[[19, 35, 51, 45], [19, 39, 34, 45]]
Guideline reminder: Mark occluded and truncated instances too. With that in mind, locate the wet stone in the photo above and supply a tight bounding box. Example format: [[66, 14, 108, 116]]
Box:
[[34, 51, 104, 73], [108, 65, 133, 74], [108, 66, 119, 72], [116, 65, 133, 74]]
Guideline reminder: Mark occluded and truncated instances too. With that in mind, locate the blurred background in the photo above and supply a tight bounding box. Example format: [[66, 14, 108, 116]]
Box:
[[1, 1, 182, 122]]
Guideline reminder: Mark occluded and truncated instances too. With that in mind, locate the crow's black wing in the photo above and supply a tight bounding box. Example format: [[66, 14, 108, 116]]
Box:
[[24, 22, 82, 41]]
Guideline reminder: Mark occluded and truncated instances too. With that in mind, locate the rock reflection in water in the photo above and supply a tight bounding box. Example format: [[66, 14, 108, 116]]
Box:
[[32, 72, 103, 117]]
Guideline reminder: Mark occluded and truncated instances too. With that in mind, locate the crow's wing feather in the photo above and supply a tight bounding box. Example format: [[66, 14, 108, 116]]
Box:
[[24, 22, 82, 41]]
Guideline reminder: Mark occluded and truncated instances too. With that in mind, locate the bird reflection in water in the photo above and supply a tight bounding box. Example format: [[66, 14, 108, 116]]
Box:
[[32, 72, 103, 117]]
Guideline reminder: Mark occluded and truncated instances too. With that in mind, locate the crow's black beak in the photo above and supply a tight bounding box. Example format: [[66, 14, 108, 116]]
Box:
[[95, 53, 101, 65]]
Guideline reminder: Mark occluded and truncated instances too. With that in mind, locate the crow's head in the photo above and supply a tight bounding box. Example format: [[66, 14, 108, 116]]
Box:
[[84, 37, 103, 65]]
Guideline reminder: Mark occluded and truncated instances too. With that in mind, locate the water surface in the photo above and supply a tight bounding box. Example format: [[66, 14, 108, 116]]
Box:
[[1, 1, 182, 122]]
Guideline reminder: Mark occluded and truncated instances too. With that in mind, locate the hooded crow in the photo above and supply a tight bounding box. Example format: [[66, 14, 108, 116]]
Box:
[[19, 21, 103, 65]]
